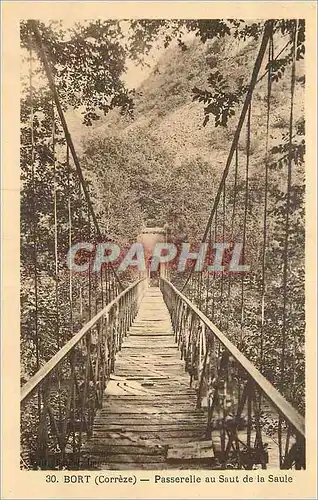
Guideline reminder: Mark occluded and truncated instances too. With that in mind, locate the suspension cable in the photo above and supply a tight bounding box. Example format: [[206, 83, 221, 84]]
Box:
[[29, 40, 40, 393], [211, 205, 218, 322], [204, 225, 212, 315], [220, 181, 226, 328], [260, 29, 274, 372], [281, 20, 297, 397], [225, 146, 239, 332], [78, 180, 84, 319], [88, 192, 92, 321], [28, 20, 123, 291], [52, 99, 60, 348], [181, 20, 273, 292], [67, 145, 73, 335], [278, 23, 297, 466], [231, 147, 239, 237], [239, 103, 252, 348]]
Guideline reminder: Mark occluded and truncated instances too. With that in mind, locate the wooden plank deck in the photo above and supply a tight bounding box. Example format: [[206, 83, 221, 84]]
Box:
[[81, 286, 280, 470], [82, 286, 215, 470]]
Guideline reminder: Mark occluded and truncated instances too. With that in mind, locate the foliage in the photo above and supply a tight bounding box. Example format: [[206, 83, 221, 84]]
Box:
[[128, 19, 305, 129], [21, 20, 134, 125], [20, 18, 306, 466], [190, 19, 305, 128], [192, 70, 248, 127]]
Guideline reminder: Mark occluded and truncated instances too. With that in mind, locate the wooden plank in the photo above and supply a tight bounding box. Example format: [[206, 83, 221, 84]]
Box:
[[103, 394, 196, 400], [95, 416, 206, 425], [82, 443, 166, 456], [80, 460, 169, 470], [102, 399, 196, 405], [93, 423, 207, 431], [98, 410, 205, 417], [93, 430, 205, 438], [83, 454, 167, 464], [167, 441, 214, 461], [122, 345, 177, 350], [102, 400, 196, 408]]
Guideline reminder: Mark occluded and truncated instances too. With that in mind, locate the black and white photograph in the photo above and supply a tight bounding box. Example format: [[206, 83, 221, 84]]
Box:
[[18, 15, 307, 474]]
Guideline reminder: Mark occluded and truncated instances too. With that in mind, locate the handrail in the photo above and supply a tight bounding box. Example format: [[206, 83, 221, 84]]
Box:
[[160, 278, 305, 439], [21, 278, 146, 403]]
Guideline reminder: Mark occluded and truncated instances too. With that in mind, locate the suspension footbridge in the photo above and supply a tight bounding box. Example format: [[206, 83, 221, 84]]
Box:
[[20, 20, 305, 471]]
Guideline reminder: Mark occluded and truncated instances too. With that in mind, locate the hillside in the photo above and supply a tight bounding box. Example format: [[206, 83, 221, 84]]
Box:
[[78, 36, 257, 165], [76, 33, 305, 411], [76, 32, 304, 243]]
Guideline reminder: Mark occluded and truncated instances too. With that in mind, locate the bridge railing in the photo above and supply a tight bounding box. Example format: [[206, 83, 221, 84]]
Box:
[[20, 278, 147, 470], [160, 277, 305, 470]]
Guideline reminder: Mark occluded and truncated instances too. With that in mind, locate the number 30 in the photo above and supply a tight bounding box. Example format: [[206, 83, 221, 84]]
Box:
[[46, 475, 57, 483]]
